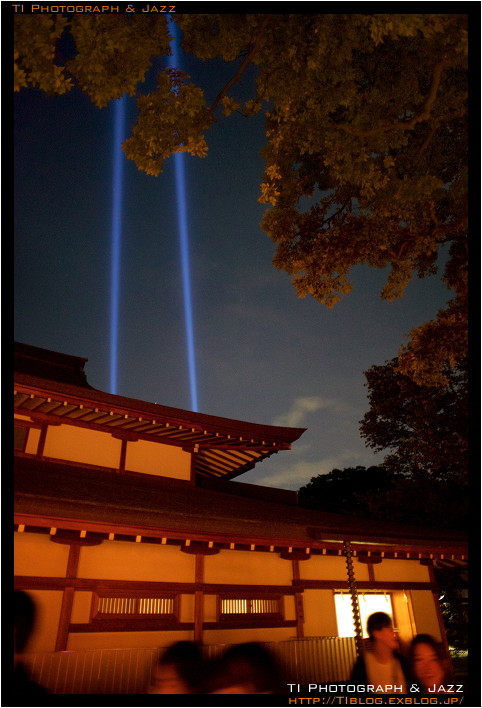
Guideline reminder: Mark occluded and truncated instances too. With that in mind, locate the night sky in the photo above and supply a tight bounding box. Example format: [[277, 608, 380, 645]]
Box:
[[14, 24, 453, 491]]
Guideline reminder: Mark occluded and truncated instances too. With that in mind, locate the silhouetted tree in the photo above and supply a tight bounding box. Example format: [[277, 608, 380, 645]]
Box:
[[360, 357, 468, 483], [298, 463, 467, 530], [297, 465, 398, 515]]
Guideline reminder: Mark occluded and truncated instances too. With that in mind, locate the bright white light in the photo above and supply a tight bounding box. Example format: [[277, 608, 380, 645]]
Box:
[[335, 593, 393, 638]]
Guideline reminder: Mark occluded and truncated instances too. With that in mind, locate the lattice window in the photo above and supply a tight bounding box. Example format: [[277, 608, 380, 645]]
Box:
[[219, 595, 283, 620], [93, 593, 177, 619]]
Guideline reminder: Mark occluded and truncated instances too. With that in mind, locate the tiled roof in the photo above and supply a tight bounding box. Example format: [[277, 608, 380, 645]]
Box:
[[14, 457, 468, 560], [14, 342, 305, 480]]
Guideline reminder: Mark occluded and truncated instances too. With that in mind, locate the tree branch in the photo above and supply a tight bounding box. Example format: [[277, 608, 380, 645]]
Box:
[[336, 58, 449, 138], [209, 17, 269, 116], [417, 122, 438, 157], [322, 198, 352, 227], [429, 201, 468, 233]]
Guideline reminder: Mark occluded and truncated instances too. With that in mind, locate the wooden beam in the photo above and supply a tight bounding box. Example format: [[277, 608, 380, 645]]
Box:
[[69, 619, 193, 633], [14, 514, 468, 560], [293, 579, 437, 591], [37, 423, 48, 458], [194, 590, 204, 645], [55, 586, 74, 651], [14, 575, 297, 595], [203, 619, 297, 631], [292, 560, 304, 639], [295, 593, 305, 639], [66, 544, 81, 579], [118, 439, 127, 474], [54, 544, 81, 651], [194, 554, 204, 645]]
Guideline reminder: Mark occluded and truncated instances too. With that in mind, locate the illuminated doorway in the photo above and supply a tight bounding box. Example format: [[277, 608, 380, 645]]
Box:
[[335, 592, 394, 638]]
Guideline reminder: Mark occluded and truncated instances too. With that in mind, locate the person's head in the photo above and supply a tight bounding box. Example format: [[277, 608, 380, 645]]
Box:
[[409, 635, 447, 690], [148, 641, 204, 694], [14, 590, 37, 657], [207, 642, 283, 694], [367, 612, 398, 651]]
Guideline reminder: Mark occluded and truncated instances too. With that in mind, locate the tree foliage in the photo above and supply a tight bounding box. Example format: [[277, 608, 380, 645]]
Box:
[[435, 566, 468, 654], [300, 354, 469, 530], [298, 465, 394, 514], [14, 13, 468, 386], [360, 357, 468, 483], [298, 463, 467, 530], [297, 465, 399, 515], [361, 474, 467, 529]]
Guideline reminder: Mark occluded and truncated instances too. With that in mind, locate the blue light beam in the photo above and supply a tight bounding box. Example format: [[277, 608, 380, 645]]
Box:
[[169, 21, 199, 412], [109, 96, 126, 395]]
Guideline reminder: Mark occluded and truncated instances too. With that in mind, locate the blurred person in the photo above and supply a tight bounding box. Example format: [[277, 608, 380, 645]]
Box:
[[350, 612, 412, 693], [147, 640, 204, 694], [14, 590, 50, 698], [409, 634, 453, 693], [207, 641, 284, 694]]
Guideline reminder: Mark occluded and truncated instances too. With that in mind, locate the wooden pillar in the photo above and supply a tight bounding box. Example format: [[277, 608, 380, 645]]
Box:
[[181, 542, 219, 644], [37, 424, 48, 458], [291, 559, 305, 638], [55, 544, 80, 651], [118, 439, 127, 473], [194, 554, 204, 645]]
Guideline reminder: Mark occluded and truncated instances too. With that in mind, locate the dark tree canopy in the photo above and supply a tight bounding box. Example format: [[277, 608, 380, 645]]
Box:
[[435, 566, 468, 654], [298, 464, 467, 530], [297, 465, 398, 515], [360, 474, 468, 530], [360, 357, 468, 482], [357, 356, 468, 532], [14, 13, 469, 388]]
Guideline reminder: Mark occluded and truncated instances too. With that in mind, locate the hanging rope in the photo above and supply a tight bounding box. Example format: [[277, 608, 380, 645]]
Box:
[[343, 540, 364, 656]]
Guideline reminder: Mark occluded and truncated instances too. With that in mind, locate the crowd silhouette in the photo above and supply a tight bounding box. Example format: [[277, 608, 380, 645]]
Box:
[[13, 594, 461, 698], [147, 640, 285, 694], [14, 590, 50, 698]]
